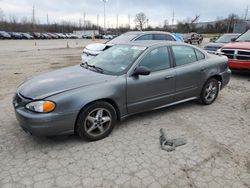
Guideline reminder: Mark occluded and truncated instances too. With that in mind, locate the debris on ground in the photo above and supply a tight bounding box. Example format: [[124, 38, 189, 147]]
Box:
[[160, 128, 187, 152]]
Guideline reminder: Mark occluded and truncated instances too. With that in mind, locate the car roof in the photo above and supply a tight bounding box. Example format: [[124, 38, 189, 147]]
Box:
[[125, 31, 172, 35], [118, 40, 184, 48], [222, 33, 240, 36]]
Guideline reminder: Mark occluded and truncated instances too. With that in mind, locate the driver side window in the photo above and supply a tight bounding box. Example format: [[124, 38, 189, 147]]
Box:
[[139, 47, 170, 72]]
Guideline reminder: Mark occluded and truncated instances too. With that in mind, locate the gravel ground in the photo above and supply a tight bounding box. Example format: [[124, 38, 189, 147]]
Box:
[[0, 39, 250, 188]]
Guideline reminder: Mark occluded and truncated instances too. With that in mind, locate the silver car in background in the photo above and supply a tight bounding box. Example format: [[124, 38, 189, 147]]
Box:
[[13, 41, 230, 141], [82, 31, 184, 62]]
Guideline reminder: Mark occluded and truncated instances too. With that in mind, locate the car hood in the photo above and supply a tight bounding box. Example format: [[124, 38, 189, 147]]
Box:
[[18, 65, 115, 100], [204, 43, 225, 48], [222, 42, 250, 50]]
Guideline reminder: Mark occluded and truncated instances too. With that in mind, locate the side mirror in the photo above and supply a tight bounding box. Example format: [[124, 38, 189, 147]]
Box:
[[132, 66, 151, 76], [231, 38, 236, 42]]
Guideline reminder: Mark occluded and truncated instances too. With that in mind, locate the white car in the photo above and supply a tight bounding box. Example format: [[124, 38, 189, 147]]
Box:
[[81, 31, 184, 63], [102, 34, 114, 39]]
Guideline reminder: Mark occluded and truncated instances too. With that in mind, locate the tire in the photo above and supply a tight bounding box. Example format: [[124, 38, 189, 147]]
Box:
[[76, 101, 117, 141], [200, 78, 219, 105]]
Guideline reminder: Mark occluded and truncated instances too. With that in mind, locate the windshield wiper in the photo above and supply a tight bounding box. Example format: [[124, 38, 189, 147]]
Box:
[[81, 62, 104, 73]]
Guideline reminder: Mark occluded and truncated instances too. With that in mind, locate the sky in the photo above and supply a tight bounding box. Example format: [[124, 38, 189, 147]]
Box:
[[0, 0, 249, 28]]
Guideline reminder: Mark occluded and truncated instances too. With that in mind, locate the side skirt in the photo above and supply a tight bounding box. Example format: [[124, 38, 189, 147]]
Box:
[[121, 97, 198, 121]]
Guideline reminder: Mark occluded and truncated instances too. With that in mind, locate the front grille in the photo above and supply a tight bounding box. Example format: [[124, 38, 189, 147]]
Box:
[[15, 93, 22, 103], [237, 50, 250, 60], [221, 49, 250, 61], [13, 93, 31, 108], [221, 49, 234, 59]]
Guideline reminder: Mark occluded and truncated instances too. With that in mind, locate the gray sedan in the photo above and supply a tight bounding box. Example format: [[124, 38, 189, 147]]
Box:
[[13, 41, 231, 141]]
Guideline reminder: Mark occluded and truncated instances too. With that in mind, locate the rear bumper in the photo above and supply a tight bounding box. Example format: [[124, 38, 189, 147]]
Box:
[[228, 59, 250, 70], [220, 68, 231, 89]]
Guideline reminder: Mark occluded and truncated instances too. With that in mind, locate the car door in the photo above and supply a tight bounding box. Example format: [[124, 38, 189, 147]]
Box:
[[171, 45, 206, 101], [126, 46, 176, 114]]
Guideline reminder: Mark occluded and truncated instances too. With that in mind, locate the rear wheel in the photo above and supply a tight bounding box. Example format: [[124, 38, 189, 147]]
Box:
[[76, 101, 117, 141], [200, 78, 219, 105]]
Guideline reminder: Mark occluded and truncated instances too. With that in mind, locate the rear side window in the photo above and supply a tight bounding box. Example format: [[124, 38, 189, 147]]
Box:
[[136, 34, 153, 40], [154, 34, 175, 41], [172, 46, 197, 66], [139, 47, 170, 72], [195, 49, 205, 61]]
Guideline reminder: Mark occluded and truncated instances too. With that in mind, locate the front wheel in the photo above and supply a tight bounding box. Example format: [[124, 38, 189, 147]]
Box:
[[200, 78, 219, 105], [76, 101, 117, 141]]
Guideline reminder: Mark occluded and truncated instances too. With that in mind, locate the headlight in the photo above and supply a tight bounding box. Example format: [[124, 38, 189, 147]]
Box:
[[25, 101, 56, 113], [217, 48, 222, 52]]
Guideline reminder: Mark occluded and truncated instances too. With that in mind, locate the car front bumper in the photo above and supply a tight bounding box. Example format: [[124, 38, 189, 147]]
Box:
[[14, 108, 76, 136], [13, 94, 77, 136], [228, 59, 250, 70]]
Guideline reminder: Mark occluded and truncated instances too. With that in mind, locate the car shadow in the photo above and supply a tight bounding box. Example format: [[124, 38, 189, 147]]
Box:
[[231, 70, 250, 80]]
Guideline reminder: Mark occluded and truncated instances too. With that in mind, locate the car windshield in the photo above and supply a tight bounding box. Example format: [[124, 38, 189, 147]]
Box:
[[235, 31, 250, 42], [215, 34, 239, 43], [107, 33, 139, 44], [87, 45, 146, 75]]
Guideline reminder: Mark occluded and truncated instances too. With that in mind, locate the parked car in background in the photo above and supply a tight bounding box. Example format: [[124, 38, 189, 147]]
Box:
[[64, 33, 78, 39], [82, 31, 184, 62], [210, 35, 221, 42], [204, 33, 240, 53], [41, 33, 52, 39], [8, 32, 22, 39], [183, 33, 203, 44], [32, 32, 42, 39], [103, 34, 114, 39], [13, 41, 231, 141], [219, 30, 250, 70], [0, 31, 11, 39], [55, 33, 66, 39], [21, 33, 34, 40], [47, 33, 59, 39]]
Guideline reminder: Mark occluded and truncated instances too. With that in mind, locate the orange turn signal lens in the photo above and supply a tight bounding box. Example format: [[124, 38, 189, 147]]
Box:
[[43, 101, 56, 113]]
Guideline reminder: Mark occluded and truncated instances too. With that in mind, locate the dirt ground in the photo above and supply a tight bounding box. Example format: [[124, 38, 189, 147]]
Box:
[[0, 39, 250, 188]]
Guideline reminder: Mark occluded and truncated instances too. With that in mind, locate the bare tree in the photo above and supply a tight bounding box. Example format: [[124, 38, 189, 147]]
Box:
[[134, 12, 147, 31]]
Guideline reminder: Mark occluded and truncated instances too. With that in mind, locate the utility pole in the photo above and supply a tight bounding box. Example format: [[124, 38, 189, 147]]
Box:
[[97, 14, 99, 30], [32, 5, 35, 32], [116, 14, 119, 29], [244, 6, 249, 20], [79, 18, 82, 29], [128, 14, 130, 29], [101, 0, 108, 32], [172, 10, 175, 32], [83, 12, 86, 28], [46, 13, 49, 25]]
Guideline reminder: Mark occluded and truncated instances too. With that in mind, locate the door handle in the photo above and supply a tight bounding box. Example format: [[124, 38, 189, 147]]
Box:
[[164, 75, 174, 80]]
